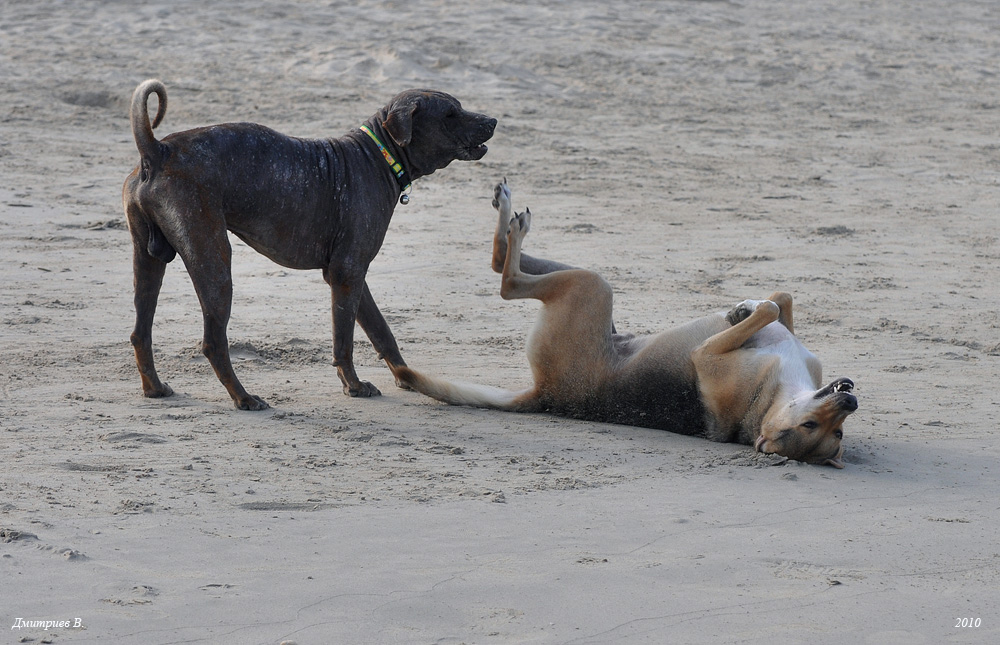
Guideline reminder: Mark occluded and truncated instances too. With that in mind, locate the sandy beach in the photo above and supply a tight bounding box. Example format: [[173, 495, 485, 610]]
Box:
[[1, 1, 998, 642]]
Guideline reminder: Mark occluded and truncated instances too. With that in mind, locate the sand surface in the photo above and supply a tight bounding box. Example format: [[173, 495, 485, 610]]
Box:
[[2, 1, 999, 643]]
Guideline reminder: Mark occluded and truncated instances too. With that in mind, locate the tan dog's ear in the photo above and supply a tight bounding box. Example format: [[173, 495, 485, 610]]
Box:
[[383, 101, 416, 147]]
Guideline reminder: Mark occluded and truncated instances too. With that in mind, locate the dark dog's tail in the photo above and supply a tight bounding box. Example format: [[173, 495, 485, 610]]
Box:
[[127, 79, 176, 263], [394, 365, 540, 412], [130, 79, 168, 171]]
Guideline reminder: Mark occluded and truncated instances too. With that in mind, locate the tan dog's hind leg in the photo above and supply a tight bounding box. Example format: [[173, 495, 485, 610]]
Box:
[[491, 180, 576, 276], [500, 208, 540, 299], [499, 208, 589, 303], [490, 180, 514, 273], [492, 180, 623, 333], [498, 204, 616, 401], [398, 180, 618, 414]]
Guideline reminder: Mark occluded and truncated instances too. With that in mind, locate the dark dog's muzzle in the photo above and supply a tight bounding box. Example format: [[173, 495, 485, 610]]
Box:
[[460, 116, 497, 160]]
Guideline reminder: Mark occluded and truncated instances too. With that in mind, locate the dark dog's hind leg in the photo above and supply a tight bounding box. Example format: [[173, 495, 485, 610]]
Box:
[[181, 221, 268, 411], [128, 206, 173, 399]]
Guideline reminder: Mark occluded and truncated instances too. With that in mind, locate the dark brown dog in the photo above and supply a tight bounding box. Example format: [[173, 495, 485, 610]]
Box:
[[394, 181, 858, 467], [123, 79, 495, 409]]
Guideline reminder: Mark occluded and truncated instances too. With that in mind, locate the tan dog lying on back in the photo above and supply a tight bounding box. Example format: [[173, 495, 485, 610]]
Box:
[[393, 181, 857, 467]]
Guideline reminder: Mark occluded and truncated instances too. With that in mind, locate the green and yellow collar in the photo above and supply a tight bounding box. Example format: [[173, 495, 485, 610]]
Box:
[[360, 124, 412, 204]]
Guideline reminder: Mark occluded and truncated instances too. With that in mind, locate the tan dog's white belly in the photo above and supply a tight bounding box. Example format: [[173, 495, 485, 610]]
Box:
[[741, 321, 822, 391]]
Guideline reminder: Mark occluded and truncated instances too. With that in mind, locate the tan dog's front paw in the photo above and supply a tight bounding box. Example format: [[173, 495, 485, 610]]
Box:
[[726, 299, 775, 326], [726, 300, 756, 326]]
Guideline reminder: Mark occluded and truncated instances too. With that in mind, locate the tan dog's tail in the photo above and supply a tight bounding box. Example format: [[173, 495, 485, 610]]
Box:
[[130, 79, 168, 166], [394, 366, 539, 412]]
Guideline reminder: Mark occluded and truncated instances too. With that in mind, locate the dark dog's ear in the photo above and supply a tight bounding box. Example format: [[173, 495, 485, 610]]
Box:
[[383, 100, 417, 147]]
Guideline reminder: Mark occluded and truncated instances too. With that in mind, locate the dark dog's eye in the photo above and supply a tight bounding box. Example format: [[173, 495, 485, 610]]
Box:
[[834, 429, 843, 440], [801, 420, 819, 430]]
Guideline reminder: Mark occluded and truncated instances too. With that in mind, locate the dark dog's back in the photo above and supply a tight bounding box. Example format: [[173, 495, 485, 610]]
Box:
[[146, 123, 389, 271]]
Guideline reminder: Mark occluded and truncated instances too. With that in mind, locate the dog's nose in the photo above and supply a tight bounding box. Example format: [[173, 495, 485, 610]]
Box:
[[839, 394, 859, 412]]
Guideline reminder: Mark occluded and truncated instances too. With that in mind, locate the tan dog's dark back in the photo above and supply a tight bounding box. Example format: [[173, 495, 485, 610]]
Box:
[[123, 80, 495, 409], [394, 181, 857, 467]]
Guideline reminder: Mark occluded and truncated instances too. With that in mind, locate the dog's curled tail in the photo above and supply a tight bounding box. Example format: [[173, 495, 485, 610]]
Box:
[[130, 79, 168, 168], [394, 366, 539, 412]]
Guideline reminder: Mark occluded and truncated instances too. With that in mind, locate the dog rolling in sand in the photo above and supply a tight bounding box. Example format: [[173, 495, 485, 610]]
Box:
[[393, 181, 857, 467]]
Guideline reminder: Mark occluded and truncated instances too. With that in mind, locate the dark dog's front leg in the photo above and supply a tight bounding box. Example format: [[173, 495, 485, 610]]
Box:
[[327, 278, 381, 397], [356, 282, 410, 389]]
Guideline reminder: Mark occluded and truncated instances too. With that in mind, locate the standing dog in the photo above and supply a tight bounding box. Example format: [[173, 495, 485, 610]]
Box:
[[123, 80, 495, 409], [393, 181, 858, 467]]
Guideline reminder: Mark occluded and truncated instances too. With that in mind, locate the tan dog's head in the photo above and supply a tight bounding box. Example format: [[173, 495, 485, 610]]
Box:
[[755, 378, 857, 468]]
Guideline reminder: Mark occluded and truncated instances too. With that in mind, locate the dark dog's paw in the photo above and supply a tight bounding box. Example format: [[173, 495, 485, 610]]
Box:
[[344, 381, 382, 397], [236, 394, 270, 411], [143, 382, 174, 398]]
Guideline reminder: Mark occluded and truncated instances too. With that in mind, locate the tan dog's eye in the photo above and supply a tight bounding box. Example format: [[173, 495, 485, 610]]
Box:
[[834, 429, 843, 440], [801, 420, 819, 430]]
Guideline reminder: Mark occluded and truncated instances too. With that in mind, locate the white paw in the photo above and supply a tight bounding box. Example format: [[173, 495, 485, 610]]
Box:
[[725, 299, 774, 326]]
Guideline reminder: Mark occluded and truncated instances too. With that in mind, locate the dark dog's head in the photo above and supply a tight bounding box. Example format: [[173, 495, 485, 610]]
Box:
[[755, 377, 857, 468], [378, 89, 496, 177]]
